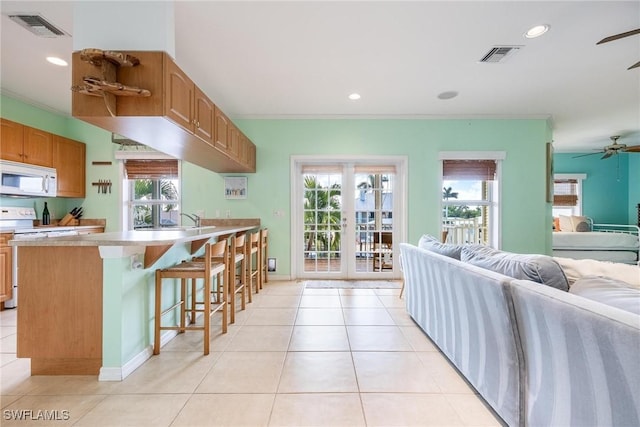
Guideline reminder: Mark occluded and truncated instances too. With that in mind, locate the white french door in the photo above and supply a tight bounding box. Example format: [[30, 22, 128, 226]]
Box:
[[291, 156, 407, 280]]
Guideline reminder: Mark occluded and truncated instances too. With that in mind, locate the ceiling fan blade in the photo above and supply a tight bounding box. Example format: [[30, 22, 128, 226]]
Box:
[[597, 28, 640, 44], [627, 60, 640, 70], [601, 151, 615, 159], [623, 145, 640, 152], [572, 152, 602, 159]]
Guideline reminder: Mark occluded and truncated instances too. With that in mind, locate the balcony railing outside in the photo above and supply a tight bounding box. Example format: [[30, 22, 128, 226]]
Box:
[[443, 217, 488, 245]]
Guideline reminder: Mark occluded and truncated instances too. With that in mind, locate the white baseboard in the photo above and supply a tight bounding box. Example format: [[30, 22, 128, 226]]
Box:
[[264, 274, 291, 281], [98, 330, 178, 381], [98, 367, 123, 382]]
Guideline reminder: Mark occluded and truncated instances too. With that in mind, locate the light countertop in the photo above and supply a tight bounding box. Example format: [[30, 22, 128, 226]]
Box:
[[9, 225, 256, 247]]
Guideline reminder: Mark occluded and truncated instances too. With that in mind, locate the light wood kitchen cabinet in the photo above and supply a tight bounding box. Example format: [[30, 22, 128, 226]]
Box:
[[214, 106, 230, 152], [194, 87, 215, 146], [24, 126, 53, 167], [53, 136, 86, 198], [243, 137, 256, 171], [228, 122, 240, 160], [0, 233, 13, 305], [235, 132, 256, 170], [0, 118, 53, 167], [1, 118, 25, 163], [165, 60, 195, 133], [0, 118, 86, 198], [72, 50, 256, 173], [165, 62, 216, 147]]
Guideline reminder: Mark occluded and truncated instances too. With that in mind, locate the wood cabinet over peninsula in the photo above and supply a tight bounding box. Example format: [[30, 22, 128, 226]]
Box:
[[72, 50, 256, 173]]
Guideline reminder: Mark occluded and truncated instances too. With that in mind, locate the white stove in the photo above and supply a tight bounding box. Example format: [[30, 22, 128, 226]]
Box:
[[0, 206, 80, 308], [0, 207, 80, 238], [0, 206, 37, 229]]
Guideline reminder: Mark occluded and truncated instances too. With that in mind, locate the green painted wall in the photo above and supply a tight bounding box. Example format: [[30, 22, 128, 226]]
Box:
[[2, 95, 553, 370], [235, 118, 552, 261], [553, 152, 632, 224]]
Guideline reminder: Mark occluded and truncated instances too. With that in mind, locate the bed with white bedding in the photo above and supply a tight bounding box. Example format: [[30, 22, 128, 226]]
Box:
[[552, 222, 640, 264]]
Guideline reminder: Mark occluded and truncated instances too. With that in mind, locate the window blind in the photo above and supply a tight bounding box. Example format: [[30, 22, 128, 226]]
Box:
[[553, 179, 578, 206], [124, 159, 179, 179], [443, 160, 497, 180]]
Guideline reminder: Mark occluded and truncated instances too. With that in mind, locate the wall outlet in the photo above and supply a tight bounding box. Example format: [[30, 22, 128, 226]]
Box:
[[215, 210, 220, 218], [195, 209, 205, 218], [130, 254, 143, 270], [225, 209, 231, 218]]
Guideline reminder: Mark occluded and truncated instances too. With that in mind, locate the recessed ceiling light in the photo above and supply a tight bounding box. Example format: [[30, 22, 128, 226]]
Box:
[[437, 91, 458, 100], [46, 56, 68, 66], [524, 24, 550, 39], [348, 93, 361, 100]]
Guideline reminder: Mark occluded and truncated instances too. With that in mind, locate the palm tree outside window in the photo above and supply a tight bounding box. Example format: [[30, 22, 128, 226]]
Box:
[[303, 174, 342, 258], [442, 159, 498, 246], [124, 159, 181, 230]]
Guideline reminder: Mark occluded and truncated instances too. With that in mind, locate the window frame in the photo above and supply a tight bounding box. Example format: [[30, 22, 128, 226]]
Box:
[[439, 151, 506, 248], [552, 173, 587, 217], [116, 150, 182, 231]]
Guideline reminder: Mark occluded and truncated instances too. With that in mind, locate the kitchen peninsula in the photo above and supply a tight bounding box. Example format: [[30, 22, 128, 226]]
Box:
[[10, 223, 257, 380]]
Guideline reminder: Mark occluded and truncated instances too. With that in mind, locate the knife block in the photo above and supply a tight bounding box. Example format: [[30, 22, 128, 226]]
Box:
[[58, 213, 78, 226]]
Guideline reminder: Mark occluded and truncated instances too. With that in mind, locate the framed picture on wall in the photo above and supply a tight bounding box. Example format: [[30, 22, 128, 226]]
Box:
[[224, 176, 247, 199], [546, 142, 554, 203]]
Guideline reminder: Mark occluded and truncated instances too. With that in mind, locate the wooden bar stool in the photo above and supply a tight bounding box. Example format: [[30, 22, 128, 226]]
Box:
[[247, 230, 261, 295], [197, 234, 247, 323], [154, 240, 228, 355], [259, 228, 269, 287], [228, 233, 248, 321]]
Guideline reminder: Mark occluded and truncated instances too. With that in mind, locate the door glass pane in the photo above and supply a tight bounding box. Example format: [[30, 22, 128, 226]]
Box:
[[303, 173, 342, 273], [355, 172, 394, 272]]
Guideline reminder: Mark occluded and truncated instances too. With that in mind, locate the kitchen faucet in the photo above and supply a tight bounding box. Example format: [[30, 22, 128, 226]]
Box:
[[180, 213, 201, 227]]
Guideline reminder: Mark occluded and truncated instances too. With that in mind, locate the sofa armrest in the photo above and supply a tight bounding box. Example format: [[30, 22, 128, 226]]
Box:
[[510, 279, 640, 426]]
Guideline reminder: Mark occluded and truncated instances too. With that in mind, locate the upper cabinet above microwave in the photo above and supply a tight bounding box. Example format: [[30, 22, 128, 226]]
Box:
[[0, 118, 86, 198], [71, 50, 256, 174], [1, 118, 53, 167]]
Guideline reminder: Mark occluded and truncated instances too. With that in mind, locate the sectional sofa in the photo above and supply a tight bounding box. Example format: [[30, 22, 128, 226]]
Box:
[[399, 239, 640, 427]]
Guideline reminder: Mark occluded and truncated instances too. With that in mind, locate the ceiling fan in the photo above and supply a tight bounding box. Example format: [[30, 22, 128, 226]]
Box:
[[597, 28, 640, 70], [573, 136, 640, 159]]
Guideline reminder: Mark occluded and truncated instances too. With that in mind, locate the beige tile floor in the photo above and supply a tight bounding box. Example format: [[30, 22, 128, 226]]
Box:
[[0, 281, 504, 426]]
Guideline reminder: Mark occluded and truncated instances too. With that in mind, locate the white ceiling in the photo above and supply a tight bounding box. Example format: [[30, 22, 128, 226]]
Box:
[[1, 1, 639, 153]]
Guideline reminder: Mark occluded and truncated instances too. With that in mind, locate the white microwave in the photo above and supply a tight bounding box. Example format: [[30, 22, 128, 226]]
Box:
[[0, 160, 57, 197]]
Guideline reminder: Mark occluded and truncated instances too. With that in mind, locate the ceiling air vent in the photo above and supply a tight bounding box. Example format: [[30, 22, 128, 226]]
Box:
[[7, 14, 69, 37], [479, 46, 521, 63]]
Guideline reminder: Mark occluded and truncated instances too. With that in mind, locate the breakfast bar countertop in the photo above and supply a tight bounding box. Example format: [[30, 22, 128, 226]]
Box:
[[13, 220, 262, 378], [8, 225, 255, 247]]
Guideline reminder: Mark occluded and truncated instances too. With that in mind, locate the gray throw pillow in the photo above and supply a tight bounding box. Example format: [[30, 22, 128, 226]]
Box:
[[570, 276, 640, 315], [574, 220, 591, 232], [462, 246, 570, 291], [418, 234, 464, 260]]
